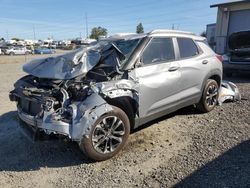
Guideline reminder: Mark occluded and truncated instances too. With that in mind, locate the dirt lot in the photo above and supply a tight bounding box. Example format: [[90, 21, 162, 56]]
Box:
[[0, 53, 249, 188]]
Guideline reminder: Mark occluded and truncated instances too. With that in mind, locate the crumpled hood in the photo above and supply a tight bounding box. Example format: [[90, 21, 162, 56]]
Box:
[[23, 47, 101, 80], [228, 30, 250, 50]]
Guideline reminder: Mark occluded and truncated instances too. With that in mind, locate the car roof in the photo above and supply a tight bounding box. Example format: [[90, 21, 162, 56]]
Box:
[[109, 29, 205, 41]]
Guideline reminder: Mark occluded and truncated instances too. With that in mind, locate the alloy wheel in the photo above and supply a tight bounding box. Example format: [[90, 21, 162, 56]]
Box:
[[92, 116, 125, 154], [206, 84, 218, 107]]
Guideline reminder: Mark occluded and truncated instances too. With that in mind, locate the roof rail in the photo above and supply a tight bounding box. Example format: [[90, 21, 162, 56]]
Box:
[[112, 33, 136, 37], [149, 29, 195, 36]]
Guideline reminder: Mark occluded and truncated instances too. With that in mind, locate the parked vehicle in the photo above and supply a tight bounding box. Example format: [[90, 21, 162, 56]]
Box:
[[9, 30, 222, 161], [223, 30, 250, 77], [4, 46, 31, 55], [34, 47, 55, 54]]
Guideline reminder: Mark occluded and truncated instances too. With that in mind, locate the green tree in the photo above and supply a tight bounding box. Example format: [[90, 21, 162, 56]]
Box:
[[11, 38, 22, 41], [136, 23, 144, 34], [200, 31, 206, 37], [90, 26, 108, 39]]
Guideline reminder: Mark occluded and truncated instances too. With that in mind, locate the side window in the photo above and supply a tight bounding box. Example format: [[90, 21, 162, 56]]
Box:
[[142, 38, 175, 65], [177, 38, 199, 59]]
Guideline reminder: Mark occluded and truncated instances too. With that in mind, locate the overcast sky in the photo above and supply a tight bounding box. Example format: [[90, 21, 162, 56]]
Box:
[[0, 0, 223, 40]]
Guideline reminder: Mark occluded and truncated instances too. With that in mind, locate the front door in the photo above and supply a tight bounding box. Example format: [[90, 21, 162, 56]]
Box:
[[135, 37, 181, 118]]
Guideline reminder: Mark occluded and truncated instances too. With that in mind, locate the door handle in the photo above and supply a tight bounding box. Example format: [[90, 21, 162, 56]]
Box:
[[202, 60, 209, 64], [168, 65, 180, 72]]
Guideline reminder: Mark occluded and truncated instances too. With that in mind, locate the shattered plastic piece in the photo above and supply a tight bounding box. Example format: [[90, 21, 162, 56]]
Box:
[[218, 80, 241, 105]]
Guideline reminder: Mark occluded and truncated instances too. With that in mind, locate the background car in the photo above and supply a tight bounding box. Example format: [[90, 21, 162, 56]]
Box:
[[34, 47, 55, 54], [223, 30, 250, 77], [4, 46, 31, 55]]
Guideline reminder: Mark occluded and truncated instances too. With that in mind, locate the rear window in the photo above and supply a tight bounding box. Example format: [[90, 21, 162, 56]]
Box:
[[177, 38, 199, 59]]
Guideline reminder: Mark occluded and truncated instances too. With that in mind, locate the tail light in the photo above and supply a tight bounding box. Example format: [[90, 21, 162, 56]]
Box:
[[216, 54, 223, 63]]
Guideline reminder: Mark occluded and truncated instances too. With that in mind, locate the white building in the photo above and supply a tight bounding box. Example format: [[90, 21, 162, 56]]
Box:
[[211, 0, 250, 54]]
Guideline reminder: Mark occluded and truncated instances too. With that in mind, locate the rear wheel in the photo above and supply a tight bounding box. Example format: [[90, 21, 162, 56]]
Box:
[[196, 79, 219, 113], [79, 106, 130, 161]]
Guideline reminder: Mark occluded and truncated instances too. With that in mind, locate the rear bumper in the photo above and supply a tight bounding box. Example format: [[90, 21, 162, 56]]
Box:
[[223, 60, 250, 72]]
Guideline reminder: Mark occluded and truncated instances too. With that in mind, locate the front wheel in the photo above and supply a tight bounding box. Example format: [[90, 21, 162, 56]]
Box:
[[79, 106, 130, 161], [196, 79, 219, 113]]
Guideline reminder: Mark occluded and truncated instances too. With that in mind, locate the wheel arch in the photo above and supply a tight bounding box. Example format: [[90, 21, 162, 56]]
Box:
[[208, 74, 221, 86], [104, 96, 137, 130]]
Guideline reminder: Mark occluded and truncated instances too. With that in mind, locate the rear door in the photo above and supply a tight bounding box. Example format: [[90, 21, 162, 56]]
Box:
[[135, 37, 181, 117], [175, 37, 210, 103]]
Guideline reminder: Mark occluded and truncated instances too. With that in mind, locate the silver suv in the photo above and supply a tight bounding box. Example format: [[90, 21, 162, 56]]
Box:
[[9, 30, 222, 161]]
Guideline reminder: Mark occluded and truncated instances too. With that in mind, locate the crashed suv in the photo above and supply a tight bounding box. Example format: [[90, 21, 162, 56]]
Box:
[[9, 30, 222, 161]]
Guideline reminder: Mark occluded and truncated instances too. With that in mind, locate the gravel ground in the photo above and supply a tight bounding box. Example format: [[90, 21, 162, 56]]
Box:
[[0, 54, 249, 188]]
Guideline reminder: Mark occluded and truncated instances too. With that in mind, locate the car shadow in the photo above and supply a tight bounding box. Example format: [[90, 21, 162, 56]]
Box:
[[0, 111, 91, 172], [132, 106, 200, 133], [0, 106, 199, 172], [174, 139, 250, 187]]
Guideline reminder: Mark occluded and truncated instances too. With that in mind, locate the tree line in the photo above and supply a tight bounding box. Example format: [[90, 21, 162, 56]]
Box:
[[89, 23, 144, 39]]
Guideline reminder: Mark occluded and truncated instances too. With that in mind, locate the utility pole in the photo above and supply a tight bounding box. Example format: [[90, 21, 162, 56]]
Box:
[[172, 24, 175, 30], [85, 13, 88, 38], [80, 32, 82, 38], [6, 30, 9, 40], [33, 25, 36, 40]]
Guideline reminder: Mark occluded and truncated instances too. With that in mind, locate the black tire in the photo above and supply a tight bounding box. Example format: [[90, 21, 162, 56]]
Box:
[[196, 79, 219, 113], [79, 106, 130, 161]]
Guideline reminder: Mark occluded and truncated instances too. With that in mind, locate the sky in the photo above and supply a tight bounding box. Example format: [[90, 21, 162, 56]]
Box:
[[0, 0, 225, 40]]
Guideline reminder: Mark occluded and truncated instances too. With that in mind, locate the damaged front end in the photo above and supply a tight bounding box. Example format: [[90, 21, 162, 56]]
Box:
[[9, 75, 115, 141], [9, 38, 141, 141]]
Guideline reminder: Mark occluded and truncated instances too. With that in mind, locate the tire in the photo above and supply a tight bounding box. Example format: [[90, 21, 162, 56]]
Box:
[[79, 106, 130, 161], [10, 52, 14, 56], [196, 79, 219, 113]]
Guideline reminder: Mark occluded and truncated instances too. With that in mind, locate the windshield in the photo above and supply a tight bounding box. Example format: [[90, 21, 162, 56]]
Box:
[[97, 38, 141, 66], [112, 39, 141, 65]]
